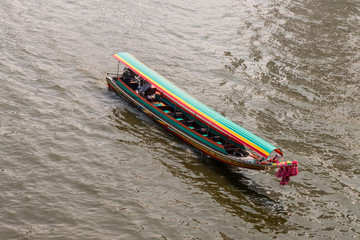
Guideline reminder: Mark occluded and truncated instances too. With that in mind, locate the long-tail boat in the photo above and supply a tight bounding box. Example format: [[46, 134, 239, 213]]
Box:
[[106, 52, 298, 185]]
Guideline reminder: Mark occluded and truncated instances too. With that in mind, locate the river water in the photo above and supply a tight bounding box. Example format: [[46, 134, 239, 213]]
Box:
[[1, 0, 359, 239]]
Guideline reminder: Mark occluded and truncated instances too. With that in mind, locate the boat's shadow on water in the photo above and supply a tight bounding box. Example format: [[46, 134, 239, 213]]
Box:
[[157, 147, 293, 231], [187, 151, 286, 210], [110, 106, 293, 231]]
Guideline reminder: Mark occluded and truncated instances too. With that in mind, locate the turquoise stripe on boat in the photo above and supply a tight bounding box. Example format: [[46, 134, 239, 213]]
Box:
[[113, 52, 281, 158]]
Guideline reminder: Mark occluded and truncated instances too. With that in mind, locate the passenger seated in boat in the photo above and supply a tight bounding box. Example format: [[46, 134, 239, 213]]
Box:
[[122, 68, 137, 82], [124, 67, 136, 77], [137, 81, 152, 96], [144, 87, 157, 99]]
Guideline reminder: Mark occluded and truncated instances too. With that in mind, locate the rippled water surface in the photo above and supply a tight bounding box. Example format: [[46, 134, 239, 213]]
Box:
[[1, 0, 360, 239]]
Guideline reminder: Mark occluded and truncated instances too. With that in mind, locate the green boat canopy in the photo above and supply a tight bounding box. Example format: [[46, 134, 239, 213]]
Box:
[[113, 52, 283, 158]]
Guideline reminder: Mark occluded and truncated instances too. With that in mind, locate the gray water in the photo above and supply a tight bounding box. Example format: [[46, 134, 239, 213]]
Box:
[[1, 0, 359, 239]]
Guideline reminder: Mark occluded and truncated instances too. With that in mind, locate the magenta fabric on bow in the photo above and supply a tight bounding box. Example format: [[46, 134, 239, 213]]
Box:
[[276, 163, 298, 185]]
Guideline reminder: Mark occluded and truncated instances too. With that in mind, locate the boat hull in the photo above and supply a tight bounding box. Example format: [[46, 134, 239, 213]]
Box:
[[107, 76, 277, 170]]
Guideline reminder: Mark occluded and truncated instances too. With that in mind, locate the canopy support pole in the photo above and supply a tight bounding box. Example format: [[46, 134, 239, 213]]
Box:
[[116, 61, 120, 79]]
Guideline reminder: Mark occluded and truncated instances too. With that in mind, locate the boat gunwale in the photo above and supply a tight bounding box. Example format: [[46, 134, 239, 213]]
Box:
[[112, 52, 283, 159], [107, 75, 281, 170], [107, 74, 229, 154]]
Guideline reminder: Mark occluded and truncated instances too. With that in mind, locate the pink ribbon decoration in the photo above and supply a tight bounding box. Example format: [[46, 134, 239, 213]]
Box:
[[276, 162, 298, 185]]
